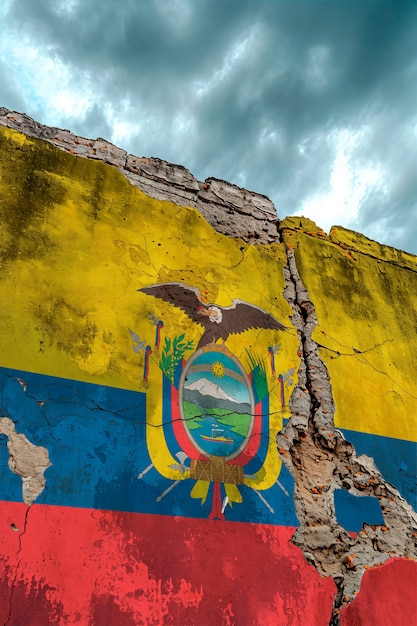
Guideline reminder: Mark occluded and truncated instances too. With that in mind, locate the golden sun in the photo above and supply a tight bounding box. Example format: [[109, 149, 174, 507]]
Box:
[[211, 361, 225, 378]]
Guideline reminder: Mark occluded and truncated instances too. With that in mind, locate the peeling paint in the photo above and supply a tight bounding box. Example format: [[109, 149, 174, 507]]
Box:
[[278, 242, 417, 624], [0, 110, 416, 625], [0, 417, 51, 505]]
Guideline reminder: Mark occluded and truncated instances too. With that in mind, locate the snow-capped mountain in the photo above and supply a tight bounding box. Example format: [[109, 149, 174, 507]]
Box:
[[184, 378, 252, 416], [185, 378, 238, 404]]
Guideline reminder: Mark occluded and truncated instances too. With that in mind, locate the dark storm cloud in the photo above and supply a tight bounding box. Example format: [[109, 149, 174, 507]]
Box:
[[3, 0, 417, 253], [0, 59, 26, 114]]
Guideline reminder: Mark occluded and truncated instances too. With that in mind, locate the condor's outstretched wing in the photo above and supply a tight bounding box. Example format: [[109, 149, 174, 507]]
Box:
[[139, 282, 206, 325], [222, 300, 286, 335]]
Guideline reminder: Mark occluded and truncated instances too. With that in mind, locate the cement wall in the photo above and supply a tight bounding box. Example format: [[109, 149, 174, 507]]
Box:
[[0, 110, 416, 626]]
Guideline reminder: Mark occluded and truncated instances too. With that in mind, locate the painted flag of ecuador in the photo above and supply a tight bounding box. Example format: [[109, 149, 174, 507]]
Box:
[[0, 126, 416, 625]]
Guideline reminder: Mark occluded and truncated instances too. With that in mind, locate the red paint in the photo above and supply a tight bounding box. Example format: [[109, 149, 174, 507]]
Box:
[[89, 594, 138, 626], [143, 346, 152, 382], [340, 558, 417, 626], [0, 575, 65, 626], [230, 401, 263, 466], [0, 501, 335, 625], [208, 482, 225, 520], [278, 374, 285, 407], [172, 385, 203, 459]]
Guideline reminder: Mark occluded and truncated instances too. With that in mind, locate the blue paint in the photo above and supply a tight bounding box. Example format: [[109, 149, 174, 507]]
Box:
[[334, 489, 384, 532], [0, 433, 23, 502], [1, 366, 413, 530], [341, 428, 417, 511], [0, 366, 298, 526]]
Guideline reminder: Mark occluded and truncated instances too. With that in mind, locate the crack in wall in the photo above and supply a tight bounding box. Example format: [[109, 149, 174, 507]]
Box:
[[0, 108, 416, 624], [315, 334, 394, 358], [3, 373, 286, 446], [313, 334, 417, 401], [279, 246, 417, 625], [3, 505, 31, 626]]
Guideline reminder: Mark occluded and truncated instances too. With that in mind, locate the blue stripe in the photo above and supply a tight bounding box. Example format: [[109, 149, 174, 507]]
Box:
[[1, 367, 413, 529], [340, 428, 417, 511], [0, 367, 298, 526]]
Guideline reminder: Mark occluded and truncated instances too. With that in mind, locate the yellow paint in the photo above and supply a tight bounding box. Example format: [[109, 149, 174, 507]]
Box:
[[0, 127, 297, 487], [281, 220, 417, 442], [190, 480, 210, 504], [2, 123, 414, 477], [225, 483, 243, 505]]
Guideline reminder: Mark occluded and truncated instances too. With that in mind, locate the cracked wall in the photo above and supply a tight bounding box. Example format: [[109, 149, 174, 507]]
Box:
[[278, 224, 417, 624], [0, 111, 416, 626]]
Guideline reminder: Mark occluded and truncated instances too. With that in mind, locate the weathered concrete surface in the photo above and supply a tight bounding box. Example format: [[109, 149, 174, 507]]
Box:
[[0, 111, 416, 626], [0, 108, 278, 244], [278, 232, 417, 623]]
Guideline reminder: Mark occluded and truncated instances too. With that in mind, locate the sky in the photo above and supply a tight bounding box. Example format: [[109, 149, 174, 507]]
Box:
[[1, 0, 417, 255]]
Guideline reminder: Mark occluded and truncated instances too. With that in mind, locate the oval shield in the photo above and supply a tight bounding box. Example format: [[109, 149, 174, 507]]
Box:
[[179, 345, 254, 461]]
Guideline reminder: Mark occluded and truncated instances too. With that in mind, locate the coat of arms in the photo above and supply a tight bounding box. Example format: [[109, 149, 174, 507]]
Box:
[[131, 282, 294, 521]]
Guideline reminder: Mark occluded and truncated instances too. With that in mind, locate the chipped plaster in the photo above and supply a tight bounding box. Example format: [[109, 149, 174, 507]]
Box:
[[0, 109, 416, 626]]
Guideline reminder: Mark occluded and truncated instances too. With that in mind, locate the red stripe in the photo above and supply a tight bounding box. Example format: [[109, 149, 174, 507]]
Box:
[[340, 557, 417, 626], [0, 501, 335, 626], [172, 384, 205, 459]]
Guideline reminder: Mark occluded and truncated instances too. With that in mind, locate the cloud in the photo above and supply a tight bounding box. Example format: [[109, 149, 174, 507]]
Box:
[[1, 0, 417, 254]]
